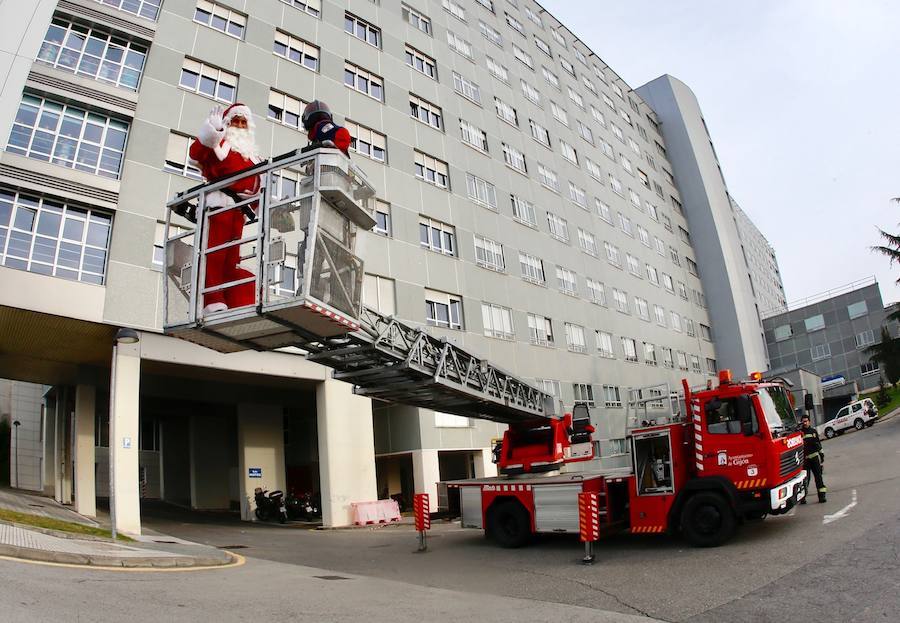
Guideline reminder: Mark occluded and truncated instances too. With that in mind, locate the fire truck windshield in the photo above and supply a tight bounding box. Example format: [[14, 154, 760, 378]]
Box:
[[756, 386, 798, 437]]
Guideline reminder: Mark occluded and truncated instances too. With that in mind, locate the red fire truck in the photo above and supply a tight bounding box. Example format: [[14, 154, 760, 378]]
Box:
[[446, 371, 807, 548]]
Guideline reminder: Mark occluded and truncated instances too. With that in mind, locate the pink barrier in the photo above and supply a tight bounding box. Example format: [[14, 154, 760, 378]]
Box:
[[351, 499, 402, 525]]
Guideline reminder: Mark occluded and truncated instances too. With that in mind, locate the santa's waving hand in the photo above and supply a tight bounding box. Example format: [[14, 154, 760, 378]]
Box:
[[188, 103, 263, 316]]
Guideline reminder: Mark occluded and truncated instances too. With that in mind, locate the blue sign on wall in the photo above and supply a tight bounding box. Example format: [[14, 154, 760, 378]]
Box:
[[248, 467, 262, 478]]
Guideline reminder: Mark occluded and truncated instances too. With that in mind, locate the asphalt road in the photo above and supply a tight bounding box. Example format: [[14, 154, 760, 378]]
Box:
[[2, 415, 897, 622]]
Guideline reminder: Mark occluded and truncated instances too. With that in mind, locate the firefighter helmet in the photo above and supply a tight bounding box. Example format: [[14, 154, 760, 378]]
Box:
[[302, 100, 332, 131]]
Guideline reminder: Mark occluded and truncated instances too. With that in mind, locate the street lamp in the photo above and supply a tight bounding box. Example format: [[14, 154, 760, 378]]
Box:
[[12, 420, 20, 488], [110, 327, 140, 539]]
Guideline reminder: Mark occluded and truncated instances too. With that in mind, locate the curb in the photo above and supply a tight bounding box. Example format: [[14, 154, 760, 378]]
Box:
[[0, 518, 120, 543], [0, 542, 235, 568]]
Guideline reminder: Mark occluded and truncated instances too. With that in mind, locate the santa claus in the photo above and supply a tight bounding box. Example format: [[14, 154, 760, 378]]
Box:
[[188, 103, 262, 316]]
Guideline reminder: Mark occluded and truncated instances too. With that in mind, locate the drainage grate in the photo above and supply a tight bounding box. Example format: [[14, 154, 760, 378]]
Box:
[[216, 545, 248, 549], [313, 575, 350, 581], [154, 540, 179, 544]]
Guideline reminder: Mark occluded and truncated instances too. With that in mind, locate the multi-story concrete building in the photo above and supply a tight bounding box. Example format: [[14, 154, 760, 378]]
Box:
[[1, 0, 749, 532], [731, 197, 786, 318], [763, 279, 892, 414], [637, 76, 771, 378]]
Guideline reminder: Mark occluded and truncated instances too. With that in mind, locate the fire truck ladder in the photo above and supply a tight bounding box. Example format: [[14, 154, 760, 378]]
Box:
[[163, 147, 555, 425]]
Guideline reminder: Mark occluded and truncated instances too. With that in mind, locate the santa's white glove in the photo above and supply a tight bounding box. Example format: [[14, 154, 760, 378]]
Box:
[[208, 106, 224, 131], [198, 106, 226, 148]]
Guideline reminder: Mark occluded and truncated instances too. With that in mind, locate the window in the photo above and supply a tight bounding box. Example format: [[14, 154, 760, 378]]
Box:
[[604, 242, 621, 267], [511, 195, 537, 226], [344, 62, 384, 101], [374, 200, 391, 236], [486, 56, 510, 83], [363, 274, 396, 315], [568, 86, 584, 109], [534, 36, 551, 57], [512, 44, 533, 69], [419, 217, 455, 255], [811, 343, 831, 361], [345, 12, 381, 47], [576, 121, 594, 145], [521, 80, 541, 105], [804, 314, 825, 332], [569, 183, 587, 208], [550, 101, 569, 126], [459, 120, 488, 152], [547, 213, 568, 242], [700, 323, 712, 341], [560, 57, 575, 76], [601, 139, 615, 160], [610, 124, 624, 143], [637, 225, 650, 247], [582, 75, 596, 94], [435, 411, 470, 427], [482, 303, 514, 339], [268, 89, 306, 130], [646, 264, 659, 285], [526, 6, 543, 27], [676, 351, 688, 370], [626, 253, 641, 277], [480, 20, 503, 47], [577, 228, 597, 256], [179, 58, 237, 103], [566, 324, 586, 353], [618, 213, 633, 236], [279, 0, 321, 18], [405, 45, 437, 79], [414, 150, 449, 188], [345, 120, 386, 162], [662, 273, 674, 293], [685, 318, 695, 337], [613, 288, 628, 313], [475, 235, 504, 271], [560, 140, 578, 165], [596, 199, 612, 223], [671, 311, 682, 332], [538, 379, 561, 400], [774, 324, 793, 341], [164, 132, 202, 178], [8, 95, 128, 179], [573, 383, 594, 405], [654, 304, 666, 326], [556, 266, 577, 295], [669, 245, 680, 266], [505, 12, 524, 35], [551, 27, 566, 47], [655, 237, 666, 256], [466, 173, 497, 210], [97, 0, 161, 20], [661, 347, 674, 368], [542, 66, 560, 90], [38, 17, 148, 90], [586, 278, 606, 305], [686, 257, 699, 277], [634, 297, 650, 321], [527, 313, 554, 345], [603, 385, 622, 408], [585, 158, 603, 181], [192, 1, 247, 39], [475, 0, 495, 13], [495, 98, 518, 126], [453, 72, 481, 104], [595, 330, 614, 357], [644, 342, 657, 366], [590, 105, 606, 127], [663, 168, 675, 186], [861, 361, 879, 376], [689, 355, 702, 374], [442, 0, 467, 21], [856, 329, 876, 348], [706, 358, 718, 374], [603, 93, 616, 110], [519, 252, 545, 284], [847, 300, 868, 319], [619, 108, 633, 126], [402, 4, 431, 35], [609, 174, 624, 196], [410, 94, 443, 130], [0, 188, 111, 284], [447, 31, 474, 60], [502, 144, 527, 173], [274, 32, 319, 72], [538, 164, 559, 191], [425, 289, 463, 329]]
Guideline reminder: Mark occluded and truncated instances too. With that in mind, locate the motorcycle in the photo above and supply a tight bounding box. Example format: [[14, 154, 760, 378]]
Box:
[[253, 487, 287, 524], [285, 490, 320, 521]]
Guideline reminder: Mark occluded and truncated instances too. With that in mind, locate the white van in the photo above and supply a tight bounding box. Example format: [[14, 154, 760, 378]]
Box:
[[819, 398, 878, 439]]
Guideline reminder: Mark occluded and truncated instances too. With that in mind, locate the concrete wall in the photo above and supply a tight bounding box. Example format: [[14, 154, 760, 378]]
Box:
[[190, 414, 235, 510], [237, 403, 286, 520], [4, 381, 44, 491]]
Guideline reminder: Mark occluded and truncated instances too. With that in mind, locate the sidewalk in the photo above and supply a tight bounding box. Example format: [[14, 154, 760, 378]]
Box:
[[0, 488, 234, 568]]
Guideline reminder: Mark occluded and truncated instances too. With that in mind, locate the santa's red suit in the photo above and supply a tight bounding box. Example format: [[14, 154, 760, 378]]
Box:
[[189, 103, 261, 314]]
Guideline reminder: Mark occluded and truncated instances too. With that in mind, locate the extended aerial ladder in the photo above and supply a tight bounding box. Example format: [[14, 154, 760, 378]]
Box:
[[163, 148, 555, 425]]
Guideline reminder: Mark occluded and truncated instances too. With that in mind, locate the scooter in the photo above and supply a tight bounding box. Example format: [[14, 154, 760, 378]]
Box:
[[285, 490, 320, 521], [253, 487, 287, 523]]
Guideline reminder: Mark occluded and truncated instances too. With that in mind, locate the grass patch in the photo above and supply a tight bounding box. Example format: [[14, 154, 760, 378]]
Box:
[[862, 384, 900, 419], [0, 508, 133, 542]]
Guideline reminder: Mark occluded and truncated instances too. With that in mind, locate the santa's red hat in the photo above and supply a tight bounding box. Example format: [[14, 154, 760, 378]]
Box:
[[223, 103, 254, 128]]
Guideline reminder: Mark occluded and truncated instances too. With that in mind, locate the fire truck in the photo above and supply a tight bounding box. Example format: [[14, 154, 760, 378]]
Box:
[[445, 372, 807, 548], [162, 147, 805, 549]]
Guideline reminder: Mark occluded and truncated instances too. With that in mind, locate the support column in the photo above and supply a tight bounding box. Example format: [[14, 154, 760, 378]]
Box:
[[110, 341, 141, 536], [237, 404, 285, 521], [42, 393, 57, 497], [412, 449, 440, 508], [74, 385, 96, 517], [473, 448, 497, 479], [316, 377, 376, 527]]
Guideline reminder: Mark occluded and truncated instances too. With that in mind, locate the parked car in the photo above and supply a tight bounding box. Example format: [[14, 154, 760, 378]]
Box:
[[818, 399, 878, 439]]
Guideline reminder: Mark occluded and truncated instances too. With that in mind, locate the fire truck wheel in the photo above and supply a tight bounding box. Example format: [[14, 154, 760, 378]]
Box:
[[824, 427, 835, 439], [487, 500, 531, 548], [853, 419, 865, 431], [681, 492, 736, 547]]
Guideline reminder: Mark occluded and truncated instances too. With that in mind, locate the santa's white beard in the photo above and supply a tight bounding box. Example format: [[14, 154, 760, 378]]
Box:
[[225, 126, 260, 161]]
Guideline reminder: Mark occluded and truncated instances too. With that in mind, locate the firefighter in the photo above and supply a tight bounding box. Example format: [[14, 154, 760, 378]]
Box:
[[799, 414, 827, 504], [301, 100, 351, 156]]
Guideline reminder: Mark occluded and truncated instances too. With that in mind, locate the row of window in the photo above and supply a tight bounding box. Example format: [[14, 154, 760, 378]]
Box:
[[772, 300, 871, 342]]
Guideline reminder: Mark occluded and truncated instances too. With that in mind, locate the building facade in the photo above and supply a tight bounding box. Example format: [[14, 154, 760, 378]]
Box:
[[0, 0, 762, 529], [731, 197, 786, 318]]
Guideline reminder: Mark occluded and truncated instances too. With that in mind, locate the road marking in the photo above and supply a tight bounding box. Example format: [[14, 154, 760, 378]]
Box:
[[823, 489, 857, 525], [0, 551, 246, 572]]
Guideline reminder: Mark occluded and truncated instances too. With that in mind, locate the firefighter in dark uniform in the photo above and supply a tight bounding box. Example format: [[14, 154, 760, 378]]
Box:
[[800, 414, 827, 504]]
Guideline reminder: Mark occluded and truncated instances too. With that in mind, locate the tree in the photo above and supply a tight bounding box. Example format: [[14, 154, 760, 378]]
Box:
[[876, 375, 891, 408], [872, 198, 900, 322], [865, 326, 900, 385]]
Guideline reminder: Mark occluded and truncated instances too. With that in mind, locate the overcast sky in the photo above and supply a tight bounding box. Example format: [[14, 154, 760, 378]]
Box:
[[542, 0, 900, 306]]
